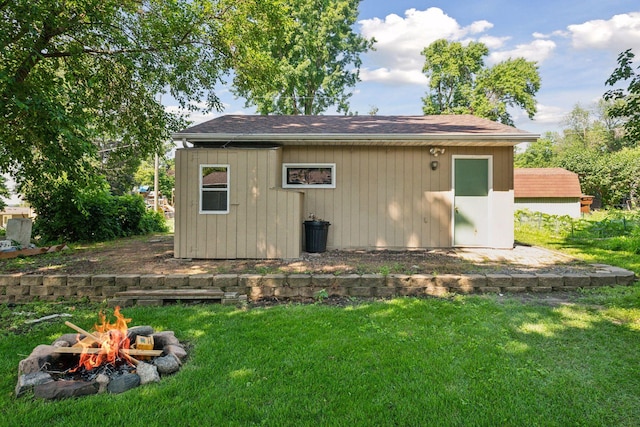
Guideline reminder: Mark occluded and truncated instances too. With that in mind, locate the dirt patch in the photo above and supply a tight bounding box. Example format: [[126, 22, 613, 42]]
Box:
[[0, 234, 595, 276]]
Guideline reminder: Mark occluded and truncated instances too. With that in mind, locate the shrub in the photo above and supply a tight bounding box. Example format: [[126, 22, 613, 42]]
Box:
[[139, 209, 169, 234], [115, 195, 168, 235], [515, 209, 640, 255], [629, 227, 640, 254], [28, 178, 116, 243], [27, 176, 167, 244], [114, 194, 147, 236]]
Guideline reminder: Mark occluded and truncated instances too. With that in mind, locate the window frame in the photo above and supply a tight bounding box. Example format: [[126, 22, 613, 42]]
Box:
[[199, 164, 230, 214], [282, 163, 336, 189]]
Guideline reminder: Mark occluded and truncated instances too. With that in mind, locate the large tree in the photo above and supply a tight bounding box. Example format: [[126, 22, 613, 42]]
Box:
[[556, 146, 640, 208], [604, 48, 640, 147], [421, 39, 540, 126], [0, 175, 9, 211], [0, 0, 229, 194], [134, 150, 176, 199], [560, 101, 624, 152], [421, 39, 488, 116], [514, 133, 556, 168], [515, 103, 640, 208], [226, 0, 374, 115]]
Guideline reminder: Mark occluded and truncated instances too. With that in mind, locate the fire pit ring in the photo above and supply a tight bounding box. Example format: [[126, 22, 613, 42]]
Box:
[[15, 307, 187, 400]]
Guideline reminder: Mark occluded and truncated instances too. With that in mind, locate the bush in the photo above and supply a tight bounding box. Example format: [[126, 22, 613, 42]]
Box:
[[27, 177, 167, 244], [114, 194, 147, 237], [139, 209, 169, 234], [627, 227, 640, 254], [515, 209, 640, 255]]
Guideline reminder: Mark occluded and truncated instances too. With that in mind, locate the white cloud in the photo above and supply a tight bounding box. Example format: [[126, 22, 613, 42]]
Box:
[[529, 103, 568, 124], [533, 30, 569, 39], [359, 67, 428, 86], [512, 103, 569, 135], [568, 12, 640, 52], [358, 7, 497, 85], [489, 39, 557, 64], [467, 20, 494, 34], [360, 8, 458, 53], [478, 35, 510, 50]]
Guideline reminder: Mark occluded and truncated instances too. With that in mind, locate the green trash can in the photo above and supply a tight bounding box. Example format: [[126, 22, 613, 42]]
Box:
[[303, 220, 330, 253]]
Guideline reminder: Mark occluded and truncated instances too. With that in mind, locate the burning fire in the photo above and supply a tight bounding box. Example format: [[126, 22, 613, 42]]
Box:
[[73, 306, 132, 371]]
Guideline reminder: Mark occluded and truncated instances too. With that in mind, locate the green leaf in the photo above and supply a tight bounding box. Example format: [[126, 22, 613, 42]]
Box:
[[420, 39, 540, 125]]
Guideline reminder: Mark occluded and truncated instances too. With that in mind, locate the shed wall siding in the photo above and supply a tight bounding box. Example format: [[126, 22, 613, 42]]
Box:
[[283, 145, 513, 250], [489, 190, 515, 248], [174, 148, 302, 259], [515, 198, 581, 218], [176, 145, 514, 258]]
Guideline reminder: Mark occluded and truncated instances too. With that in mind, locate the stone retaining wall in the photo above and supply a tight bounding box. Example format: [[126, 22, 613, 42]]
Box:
[[0, 265, 636, 304]]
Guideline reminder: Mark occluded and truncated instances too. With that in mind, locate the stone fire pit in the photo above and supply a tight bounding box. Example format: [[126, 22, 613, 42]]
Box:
[[15, 309, 187, 400]]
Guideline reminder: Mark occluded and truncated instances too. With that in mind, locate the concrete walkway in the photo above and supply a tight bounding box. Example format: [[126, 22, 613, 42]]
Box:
[[455, 245, 577, 267]]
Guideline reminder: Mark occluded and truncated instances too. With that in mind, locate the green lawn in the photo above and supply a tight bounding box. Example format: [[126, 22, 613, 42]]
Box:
[[515, 209, 640, 274], [1, 211, 639, 426], [2, 291, 640, 426]]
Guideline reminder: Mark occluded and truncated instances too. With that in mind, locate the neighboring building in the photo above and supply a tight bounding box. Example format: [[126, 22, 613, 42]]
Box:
[[514, 168, 583, 218], [172, 115, 538, 259], [0, 206, 34, 228]]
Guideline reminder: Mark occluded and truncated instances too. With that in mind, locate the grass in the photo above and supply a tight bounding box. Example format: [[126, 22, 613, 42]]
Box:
[[515, 209, 640, 274], [1, 211, 638, 425], [2, 291, 640, 426]]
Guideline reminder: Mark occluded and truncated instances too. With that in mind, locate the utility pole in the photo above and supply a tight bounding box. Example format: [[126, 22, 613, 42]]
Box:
[[154, 152, 159, 212], [154, 93, 161, 212]]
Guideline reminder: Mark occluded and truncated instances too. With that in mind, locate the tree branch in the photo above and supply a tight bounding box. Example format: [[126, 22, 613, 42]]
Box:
[[13, 24, 57, 85], [41, 35, 203, 58]]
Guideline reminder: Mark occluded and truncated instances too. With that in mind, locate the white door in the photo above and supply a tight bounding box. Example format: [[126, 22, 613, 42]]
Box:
[[453, 157, 491, 246]]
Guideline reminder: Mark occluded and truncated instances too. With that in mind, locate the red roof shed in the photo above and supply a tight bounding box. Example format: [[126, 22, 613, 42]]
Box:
[[514, 168, 582, 198], [514, 168, 585, 217]]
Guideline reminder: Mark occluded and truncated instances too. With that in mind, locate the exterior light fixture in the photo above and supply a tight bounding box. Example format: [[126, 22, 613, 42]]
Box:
[[430, 160, 439, 170]]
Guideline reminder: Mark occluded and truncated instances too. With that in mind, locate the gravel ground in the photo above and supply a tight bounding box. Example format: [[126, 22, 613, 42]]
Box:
[[0, 234, 596, 276]]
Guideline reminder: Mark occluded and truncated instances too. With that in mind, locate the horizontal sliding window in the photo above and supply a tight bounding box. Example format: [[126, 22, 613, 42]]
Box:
[[200, 164, 229, 214], [283, 163, 336, 189]]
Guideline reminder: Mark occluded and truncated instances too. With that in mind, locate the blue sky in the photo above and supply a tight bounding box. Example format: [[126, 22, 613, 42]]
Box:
[[169, 0, 640, 136], [3, 1, 639, 205]]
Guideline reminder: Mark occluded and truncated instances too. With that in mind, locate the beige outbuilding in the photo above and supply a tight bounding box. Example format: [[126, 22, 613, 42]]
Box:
[[172, 115, 538, 259]]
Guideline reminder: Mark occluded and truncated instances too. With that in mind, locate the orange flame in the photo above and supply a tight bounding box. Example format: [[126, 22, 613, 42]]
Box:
[[75, 306, 132, 371]]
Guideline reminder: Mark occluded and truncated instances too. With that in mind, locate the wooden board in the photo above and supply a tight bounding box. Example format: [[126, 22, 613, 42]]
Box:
[[115, 288, 224, 300], [120, 349, 164, 357], [54, 347, 163, 357], [0, 244, 69, 260]]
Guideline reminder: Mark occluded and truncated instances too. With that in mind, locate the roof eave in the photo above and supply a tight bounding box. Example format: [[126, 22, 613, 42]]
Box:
[[172, 132, 538, 146]]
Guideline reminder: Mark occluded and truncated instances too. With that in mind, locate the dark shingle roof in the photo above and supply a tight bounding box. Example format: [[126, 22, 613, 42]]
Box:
[[514, 168, 583, 198], [177, 114, 531, 135], [173, 114, 538, 147]]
